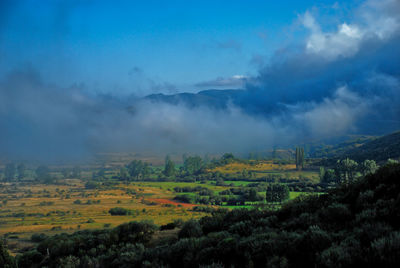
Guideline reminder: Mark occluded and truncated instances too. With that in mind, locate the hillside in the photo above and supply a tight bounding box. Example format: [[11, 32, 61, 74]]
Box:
[[10, 163, 400, 267], [317, 131, 400, 165], [306, 135, 377, 158], [339, 131, 400, 162], [145, 89, 245, 109]]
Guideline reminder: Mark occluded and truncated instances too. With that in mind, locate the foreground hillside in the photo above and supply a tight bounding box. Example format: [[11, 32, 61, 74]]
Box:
[[3, 163, 400, 267]]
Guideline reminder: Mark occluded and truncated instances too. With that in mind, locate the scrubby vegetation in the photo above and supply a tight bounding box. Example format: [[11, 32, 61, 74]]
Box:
[[5, 163, 399, 267], [1, 131, 399, 266]]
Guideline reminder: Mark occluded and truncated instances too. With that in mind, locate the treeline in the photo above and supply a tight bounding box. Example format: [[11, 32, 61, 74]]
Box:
[[319, 158, 383, 184], [0, 164, 83, 183], [173, 184, 290, 206], [121, 153, 237, 182], [120, 152, 297, 183]]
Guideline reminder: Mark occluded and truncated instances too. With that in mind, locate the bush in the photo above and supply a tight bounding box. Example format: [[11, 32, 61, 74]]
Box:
[[178, 219, 203, 238], [266, 184, 289, 202], [31, 233, 48, 243], [85, 181, 99, 189], [174, 194, 194, 203], [38, 201, 54, 206], [160, 222, 177, 231], [109, 207, 130, 216], [191, 206, 215, 213]]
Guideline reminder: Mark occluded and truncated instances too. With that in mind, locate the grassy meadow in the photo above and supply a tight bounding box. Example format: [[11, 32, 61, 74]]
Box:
[[0, 159, 320, 254]]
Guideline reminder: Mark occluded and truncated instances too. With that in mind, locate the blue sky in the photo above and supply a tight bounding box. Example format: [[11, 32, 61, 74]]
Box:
[[0, 0, 357, 95], [1, 0, 399, 160]]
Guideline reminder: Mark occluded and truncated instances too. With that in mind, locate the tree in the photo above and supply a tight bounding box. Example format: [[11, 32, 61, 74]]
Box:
[[266, 184, 289, 203], [360, 160, 379, 176], [93, 166, 106, 179], [85, 181, 99, 189], [178, 219, 203, 238], [109, 207, 130, 216], [321, 169, 337, 183], [127, 160, 150, 180], [72, 166, 81, 178], [0, 239, 15, 268], [335, 158, 358, 184], [119, 167, 129, 182], [221, 153, 235, 164], [386, 158, 399, 165], [17, 163, 26, 180], [247, 188, 259, 202], [295, 147, 305, 170], [164, 156, 176, 177], [35, 165, 52, 183], [183, 155, 203, 175], [4, 164, 15, 181], [319, 167, 326, 182], [61, 168, 70, 178]]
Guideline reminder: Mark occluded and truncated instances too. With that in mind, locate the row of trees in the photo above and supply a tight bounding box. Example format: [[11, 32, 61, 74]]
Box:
[[126, 160, 151, 180], [1, 164, 52, 183], [2, 163, 26, 181], [173, 183, 290, 205], [1, 164, 83, 182], [165, 154, 208, 177], [2, 153, 235, 184], [320, 158, 380, 184], [122, 154, 207, 181]]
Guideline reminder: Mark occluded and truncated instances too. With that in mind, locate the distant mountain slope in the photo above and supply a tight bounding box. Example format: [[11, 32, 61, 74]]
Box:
[[307, 135, 377, 158], [319, 131, 400, 164], [142, 87, 399, 138], [341, 131, 400, 162], [145, 89, 245, 109]]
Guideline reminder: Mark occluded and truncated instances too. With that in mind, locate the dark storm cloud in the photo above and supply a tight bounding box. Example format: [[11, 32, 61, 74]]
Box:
[[240, 0, 400, 136]]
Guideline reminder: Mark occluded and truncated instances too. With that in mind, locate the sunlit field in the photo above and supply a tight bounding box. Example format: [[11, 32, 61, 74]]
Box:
[[0, 159, 322, 254], [209, 160, 296, 173], [1, 0, 399, 265]]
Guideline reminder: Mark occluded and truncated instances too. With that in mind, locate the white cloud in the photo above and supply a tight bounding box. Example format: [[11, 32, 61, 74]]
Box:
[[302, 0, 400, 60], [294, 86, 369, 137]]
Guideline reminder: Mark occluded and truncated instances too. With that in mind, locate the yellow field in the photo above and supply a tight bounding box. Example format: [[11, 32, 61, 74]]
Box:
[[0, 181, 205, 243], [0, 159, 320, 255], [209, 160, 296, 174]]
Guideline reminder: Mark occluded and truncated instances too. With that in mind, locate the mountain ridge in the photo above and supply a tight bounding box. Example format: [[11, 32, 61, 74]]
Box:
[[144, 88, 246, 109]]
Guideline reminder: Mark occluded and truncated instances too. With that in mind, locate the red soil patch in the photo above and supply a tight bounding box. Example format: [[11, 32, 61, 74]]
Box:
[[147, 198, 197, 208]]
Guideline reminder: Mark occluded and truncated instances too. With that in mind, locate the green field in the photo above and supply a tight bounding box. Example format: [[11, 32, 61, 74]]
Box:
[[0, 158, 321, 254]]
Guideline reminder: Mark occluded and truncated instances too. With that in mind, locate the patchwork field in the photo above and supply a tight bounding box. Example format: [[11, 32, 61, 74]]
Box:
[[209, 161, 297, 173], [0, 159, 321, 254], [0, 183, 202, 237]]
